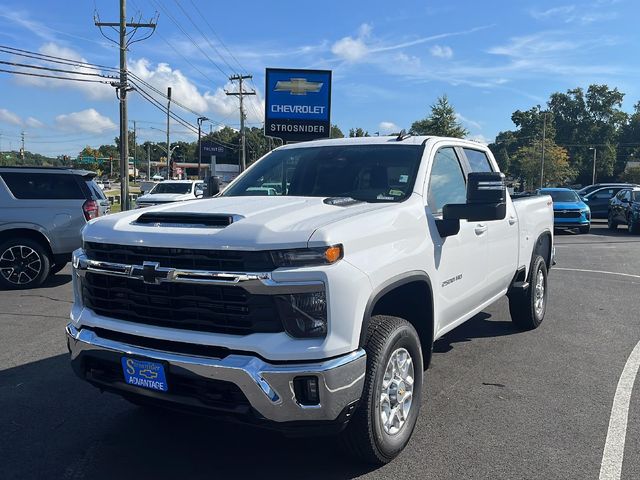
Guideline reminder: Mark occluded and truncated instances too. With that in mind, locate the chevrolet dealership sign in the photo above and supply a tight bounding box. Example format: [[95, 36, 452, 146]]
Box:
[[265, 68, 332, 142]]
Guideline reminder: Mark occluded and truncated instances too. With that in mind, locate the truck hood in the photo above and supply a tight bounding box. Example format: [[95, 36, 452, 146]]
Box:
[[84, 196, 393, 250], [137, 193, 193, 203]]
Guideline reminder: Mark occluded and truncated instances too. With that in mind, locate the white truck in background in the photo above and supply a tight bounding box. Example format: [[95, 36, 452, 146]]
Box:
[[67, 135, 554, 464]]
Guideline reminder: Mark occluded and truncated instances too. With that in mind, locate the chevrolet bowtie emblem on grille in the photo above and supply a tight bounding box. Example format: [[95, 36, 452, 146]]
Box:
[[141, 261, 164, 284], [274, 78, 323, 95]]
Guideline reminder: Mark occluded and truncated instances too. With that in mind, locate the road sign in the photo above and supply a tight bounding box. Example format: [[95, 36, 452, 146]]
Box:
[[200, 142, 227, 157], [265, 68, 331, 142]]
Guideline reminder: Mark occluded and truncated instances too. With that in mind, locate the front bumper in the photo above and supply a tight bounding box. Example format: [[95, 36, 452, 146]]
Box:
[[66, 324, 366, 424]]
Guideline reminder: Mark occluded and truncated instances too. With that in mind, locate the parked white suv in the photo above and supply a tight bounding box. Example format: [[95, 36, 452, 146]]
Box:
[[67, 136, 554, 464], [135, 180, 204, 208]]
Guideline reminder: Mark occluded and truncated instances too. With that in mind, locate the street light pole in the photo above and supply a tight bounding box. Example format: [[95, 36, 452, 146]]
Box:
[[590, 147, 597, 184], [197, 116, 209, 179]]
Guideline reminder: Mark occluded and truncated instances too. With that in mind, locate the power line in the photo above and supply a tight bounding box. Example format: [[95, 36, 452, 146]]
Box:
[[0, 44, 120, 73], [0, 67, 115, 84], [0, 59, 115, 79], [147, 0, 230, 80]]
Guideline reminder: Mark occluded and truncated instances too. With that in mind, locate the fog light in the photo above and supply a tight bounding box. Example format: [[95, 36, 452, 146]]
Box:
[[275, 291, 327, 338], [293, 376, 320, 405]]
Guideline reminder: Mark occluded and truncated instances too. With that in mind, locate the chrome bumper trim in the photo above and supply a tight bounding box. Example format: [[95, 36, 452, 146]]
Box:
[[66, 324, 366, 422], [72, 248, 323, 294]]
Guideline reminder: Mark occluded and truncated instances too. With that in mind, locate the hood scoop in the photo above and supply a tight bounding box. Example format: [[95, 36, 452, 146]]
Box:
[[323, 197, 364, 207], [133, 212, 235, 228]]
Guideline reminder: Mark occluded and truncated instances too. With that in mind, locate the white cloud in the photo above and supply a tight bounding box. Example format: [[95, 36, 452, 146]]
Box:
[[430, 45, 453, 59], [378, 121, 399, 134], [14, 43, 113, 100], [55, 109, 116, 134], [128, 58, 264, 125], [0, 108, 23, 126], [530, 5, 576, 19], [25, 117, 45, 128], [331, 36, 369, 62]]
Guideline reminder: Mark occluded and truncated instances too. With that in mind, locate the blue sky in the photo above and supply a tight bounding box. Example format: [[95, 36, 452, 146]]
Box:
[[0, 0, 638, 156]]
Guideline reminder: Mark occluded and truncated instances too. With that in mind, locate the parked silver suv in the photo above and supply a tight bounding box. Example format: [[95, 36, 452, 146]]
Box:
[[0, 167, 109, 289]]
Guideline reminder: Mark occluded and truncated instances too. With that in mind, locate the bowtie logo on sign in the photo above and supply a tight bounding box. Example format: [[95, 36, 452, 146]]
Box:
[[265, 68, 332, 143], [274, 78, 323, 95]]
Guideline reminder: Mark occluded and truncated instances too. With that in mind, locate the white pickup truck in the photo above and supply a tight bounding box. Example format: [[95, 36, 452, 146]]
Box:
[[67, 135, 554, 464]]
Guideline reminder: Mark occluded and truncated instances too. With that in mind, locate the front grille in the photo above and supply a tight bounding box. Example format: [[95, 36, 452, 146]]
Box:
[[84, 242, 276, 272], [83, 356, 250, 412], [82, 272, 282, 335], [555, 210, 581, 218]]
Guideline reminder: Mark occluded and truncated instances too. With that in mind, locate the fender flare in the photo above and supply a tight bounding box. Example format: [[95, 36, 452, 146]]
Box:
[[359, 270, 435, 349]]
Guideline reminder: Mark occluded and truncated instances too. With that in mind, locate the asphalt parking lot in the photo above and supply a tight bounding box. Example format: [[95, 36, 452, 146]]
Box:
[[1, 221, 639, 479]]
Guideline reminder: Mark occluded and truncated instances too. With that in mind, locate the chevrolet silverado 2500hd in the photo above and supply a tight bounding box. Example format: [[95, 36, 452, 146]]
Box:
[[67, 135, 554, 464]]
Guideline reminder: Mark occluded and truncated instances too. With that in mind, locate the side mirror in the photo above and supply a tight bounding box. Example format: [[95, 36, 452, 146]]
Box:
[[204, 176, 220, 197], [443, 172, 507, 222], [195, 189, 204, 197]]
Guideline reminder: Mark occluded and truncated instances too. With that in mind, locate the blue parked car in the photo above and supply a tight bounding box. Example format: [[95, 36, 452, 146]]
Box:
[[539, 188, 591, 233]]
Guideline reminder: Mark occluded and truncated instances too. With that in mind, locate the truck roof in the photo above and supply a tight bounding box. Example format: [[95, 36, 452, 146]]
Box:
[[276, 135, 489, 150]]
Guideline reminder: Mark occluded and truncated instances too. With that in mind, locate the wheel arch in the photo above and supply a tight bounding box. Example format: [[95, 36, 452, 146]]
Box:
[[532, 230, 552, 271], [0, 227, 54, 259], [360, 271, 435, 369]]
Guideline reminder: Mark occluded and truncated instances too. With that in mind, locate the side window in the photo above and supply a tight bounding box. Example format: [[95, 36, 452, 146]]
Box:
[[463, 148, 493, 172], [624, 191, 632, 202], [1, 172, 84, 199], [594, 189, 615, 200], [427, 147, 467, 215]]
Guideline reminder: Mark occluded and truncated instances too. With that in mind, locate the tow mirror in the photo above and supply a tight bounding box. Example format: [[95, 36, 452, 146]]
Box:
[[443, 172, 507, 222], [204, 176, 220, 197]]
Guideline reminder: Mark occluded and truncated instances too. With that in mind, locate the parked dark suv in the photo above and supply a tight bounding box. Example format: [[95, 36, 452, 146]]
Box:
[[608, 187, 640, 233], [0, 167, 109, 289]]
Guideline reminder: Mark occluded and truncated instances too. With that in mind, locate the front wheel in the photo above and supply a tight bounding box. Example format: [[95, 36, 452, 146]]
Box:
[[628, 215, 640, 234], [0, 238, 50, 289], [508, 255, 548, 330], [607, 212, 618, 230], [341, 315, 423, 465]]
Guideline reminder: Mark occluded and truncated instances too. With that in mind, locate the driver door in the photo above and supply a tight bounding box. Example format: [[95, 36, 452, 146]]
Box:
[[426, 147, 488, 330]]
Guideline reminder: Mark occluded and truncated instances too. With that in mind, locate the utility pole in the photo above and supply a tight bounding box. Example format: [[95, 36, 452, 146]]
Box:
[[590, 147, 597, 184], [147, 144, 151, 179], [197, 116, 208, 179], [226, 74, 255, 172], [95, 1, 157, 210], [132, 120, 137, 179], [540, 112, 547, 188], [166, 86, 172, 178], [20, 131, 25, 161]]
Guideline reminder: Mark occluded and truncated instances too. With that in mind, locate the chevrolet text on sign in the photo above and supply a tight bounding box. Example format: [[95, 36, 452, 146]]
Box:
[[265, 68, 332, 142]]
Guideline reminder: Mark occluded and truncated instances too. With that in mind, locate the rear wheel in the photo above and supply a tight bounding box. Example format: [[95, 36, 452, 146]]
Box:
[[607, 212, 618, 230], [0, 238, 50, 289], [340, 315, 423, 465], [508, 255, 548, 330]]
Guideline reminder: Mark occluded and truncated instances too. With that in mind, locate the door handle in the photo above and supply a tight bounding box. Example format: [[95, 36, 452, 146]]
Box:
[[474, 224, 488, 235], [508, 216, 517, 225]]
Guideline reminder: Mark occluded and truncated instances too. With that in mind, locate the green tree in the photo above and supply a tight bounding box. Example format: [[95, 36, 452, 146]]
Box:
[[410, 95, 468, 138], [349, 127, 369, 137], [512, 142, 574, 189], [330, 124, 344, 138]]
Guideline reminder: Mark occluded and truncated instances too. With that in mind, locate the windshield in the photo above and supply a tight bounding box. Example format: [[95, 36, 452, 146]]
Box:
[[545, 190, 580, 203], [633, 191, 640, 202], [150, 183, 192, 194], [222, 144, 423, 202]]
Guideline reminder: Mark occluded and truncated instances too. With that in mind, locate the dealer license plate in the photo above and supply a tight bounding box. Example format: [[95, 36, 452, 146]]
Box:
[[121, 357, 168, 392]]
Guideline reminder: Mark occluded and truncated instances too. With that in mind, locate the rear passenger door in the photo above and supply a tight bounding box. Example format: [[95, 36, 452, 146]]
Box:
[[461, 147, 518, 298], [425, 146, 488, 328], [0, 172, 87, 254]]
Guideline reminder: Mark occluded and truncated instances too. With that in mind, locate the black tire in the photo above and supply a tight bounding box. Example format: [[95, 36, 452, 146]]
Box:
[[628, 215, 640, 234], [340, 315, 423, 465], [49, 262, 67, 275], [0, 238, 50, 289], [607, 212, 618, 230], [578, 224, 591, 234], [509, 255, 548, 330]]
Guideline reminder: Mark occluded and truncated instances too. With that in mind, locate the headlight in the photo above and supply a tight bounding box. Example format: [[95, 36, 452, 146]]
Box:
[[270, 245, 343, 268], [275, 291, 327, 338]]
